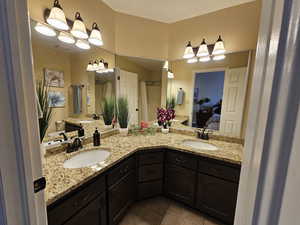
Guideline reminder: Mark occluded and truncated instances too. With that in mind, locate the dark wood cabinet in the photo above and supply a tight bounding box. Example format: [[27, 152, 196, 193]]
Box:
[[64, 194, 107, 225], [48, 148, 241, 225], [196, 173, 238, 225], [164, 164, 196, 206], [108, 171, 136, 225]]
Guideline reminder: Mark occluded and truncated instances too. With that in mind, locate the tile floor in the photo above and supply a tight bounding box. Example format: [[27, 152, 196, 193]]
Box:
[[119, 197, 225, 225]]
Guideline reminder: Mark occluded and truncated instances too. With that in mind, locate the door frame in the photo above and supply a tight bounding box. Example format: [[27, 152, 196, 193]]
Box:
[[0, 0, 47, 225], [189, 67, 228, 127]]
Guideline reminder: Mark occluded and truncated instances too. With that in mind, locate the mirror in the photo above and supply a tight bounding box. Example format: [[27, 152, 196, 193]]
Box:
[[30, 19, 117, 142], [165, 51, 252, 138]]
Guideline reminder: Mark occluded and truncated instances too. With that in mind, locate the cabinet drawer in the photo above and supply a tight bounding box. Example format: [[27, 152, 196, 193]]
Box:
[[108, 156, 136, 187], [138, 151, 164, 165], [47, 176, 105, 225], [198, 160, 240, 183], [139, 164, 163, 182], [166, 151, 197, 170], [138, 180, 163, 200]]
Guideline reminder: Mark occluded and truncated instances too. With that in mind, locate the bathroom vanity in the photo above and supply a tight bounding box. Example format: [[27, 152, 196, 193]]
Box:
[[45, 133, 242, 225]]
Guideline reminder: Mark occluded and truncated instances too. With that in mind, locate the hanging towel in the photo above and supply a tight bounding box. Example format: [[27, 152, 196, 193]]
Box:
[[177, 88, 185, 105], [72, 85, 83, 114]]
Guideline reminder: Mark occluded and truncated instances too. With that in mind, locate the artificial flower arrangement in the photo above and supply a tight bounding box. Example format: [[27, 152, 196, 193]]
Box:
[[130, 121, 157, 136], [157, 107, 176, 129]]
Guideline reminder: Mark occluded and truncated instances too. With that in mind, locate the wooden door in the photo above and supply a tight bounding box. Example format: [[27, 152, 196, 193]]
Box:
[[108, 171, 136, 225], [116, 69, 139, 125], [197, 173, 238, 225], [164, 164, 196, 206], [220, 67, 248, 137], [64, 194, 107, 225]]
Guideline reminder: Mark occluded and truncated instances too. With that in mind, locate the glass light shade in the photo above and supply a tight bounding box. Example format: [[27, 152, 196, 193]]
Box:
[[75, 39, 90, 50], [197, 39, 209, 57], [46, 0, 69, 30], [187, 57, 198, 64], [168, 71, 174, 79], [92, 61, 99, 71], [213, 54, 226, 61], [199, 56, 211, 62], [98, 60, 105, 70], [58, 31, 75, 44], [163, 60, 169, 69], [71, 12, 88, 39], [88, 23, 103, 46], [183, 41, 195, 59], [86, 62, 94, 71], [212, 35, 226, 55], [34, 22, 56, 37]]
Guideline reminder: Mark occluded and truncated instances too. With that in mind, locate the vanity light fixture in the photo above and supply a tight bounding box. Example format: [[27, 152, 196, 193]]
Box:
[[92, 60, 99, 71], [213, 54, 226, 61], [197, 39, 209, 57], [71, 12, 88, 39], [86, 62, 94, 71], [163, 60, 169, 70], [199, 56, 211, 62], [212, 35, 226, 55], [34, 22, 56, 37], [47, 0, 69, 30], [88, 23, 103, 46], [183, 41, 195, 59], [75, 39, 90, 50], [187, 57, 198, 64], [58, 31, 75, 44]]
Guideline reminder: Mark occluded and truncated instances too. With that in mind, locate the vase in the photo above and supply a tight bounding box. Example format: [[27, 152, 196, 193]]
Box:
[[161, 127, 169, 134], [119, 127, 129, 136]]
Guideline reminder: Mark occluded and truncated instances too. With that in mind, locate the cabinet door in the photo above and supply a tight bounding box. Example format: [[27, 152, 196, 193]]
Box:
[[164, 164, 196, 206], [64, 194, 107, 225], [197, 173, 238, 225], [108, 171, 136, 225]]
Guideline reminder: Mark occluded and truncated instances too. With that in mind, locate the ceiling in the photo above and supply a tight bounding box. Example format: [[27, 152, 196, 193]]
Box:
[[102, 0, 255, 23], [124, 56, 164, 72]]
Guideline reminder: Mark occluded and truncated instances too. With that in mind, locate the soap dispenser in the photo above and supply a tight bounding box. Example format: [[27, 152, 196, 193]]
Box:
[[78, 124, 85, 137], [93, 128, 100, 146]]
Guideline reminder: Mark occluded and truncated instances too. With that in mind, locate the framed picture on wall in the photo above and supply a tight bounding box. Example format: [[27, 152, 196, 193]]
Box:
[[44, 68, 64, 88], [48, 91, 65, 108]]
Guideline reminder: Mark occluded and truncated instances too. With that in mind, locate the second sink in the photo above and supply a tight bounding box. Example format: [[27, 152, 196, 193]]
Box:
[[63, 149, 110, 169], [182, 140, 218, 151]]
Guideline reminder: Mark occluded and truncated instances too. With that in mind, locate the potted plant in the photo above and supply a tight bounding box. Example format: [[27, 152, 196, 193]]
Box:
[[166, 96, 176, 109], [36, 78, 52, 156], [117, 97, 129, 136], [102, 97, 115, 128], [157, 107, 176, 134]]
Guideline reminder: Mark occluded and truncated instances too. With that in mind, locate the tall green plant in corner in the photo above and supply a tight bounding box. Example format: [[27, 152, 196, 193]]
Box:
[[36, 78, 52, 143], [102, 97, 115, 125], [117, 97, 129, 128], [166, 96, 176, 109]]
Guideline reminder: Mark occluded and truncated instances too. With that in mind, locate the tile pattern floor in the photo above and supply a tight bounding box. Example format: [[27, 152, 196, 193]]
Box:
[[119, 197, 225, 225]]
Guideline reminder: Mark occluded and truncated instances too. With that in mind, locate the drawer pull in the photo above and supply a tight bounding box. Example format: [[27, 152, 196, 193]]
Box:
[[175, 157, 186, 164]]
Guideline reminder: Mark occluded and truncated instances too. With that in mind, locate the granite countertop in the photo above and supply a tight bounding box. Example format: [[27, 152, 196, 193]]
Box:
[[44, 132, 243, 206]]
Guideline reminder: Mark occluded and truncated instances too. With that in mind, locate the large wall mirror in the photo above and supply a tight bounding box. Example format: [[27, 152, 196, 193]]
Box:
[[166, 51, 253, 138], [30, 19, 117, 142]]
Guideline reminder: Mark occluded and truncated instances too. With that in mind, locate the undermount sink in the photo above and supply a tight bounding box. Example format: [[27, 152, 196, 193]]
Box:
[[182, 140, 218, 151], [63, 149, 110, 169], [79, 120, 93, 124]]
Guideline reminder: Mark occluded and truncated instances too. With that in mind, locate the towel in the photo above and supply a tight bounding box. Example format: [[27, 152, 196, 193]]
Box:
[[72, 85, 83, 114], [177, 89, 185, 105]]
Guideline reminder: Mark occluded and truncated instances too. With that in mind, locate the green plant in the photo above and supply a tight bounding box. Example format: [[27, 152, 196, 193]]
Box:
[[117, 97, 129, 128], [36, 78, 52, 143], [166, 96, 176, 109], [102, 97, 115, 125]]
